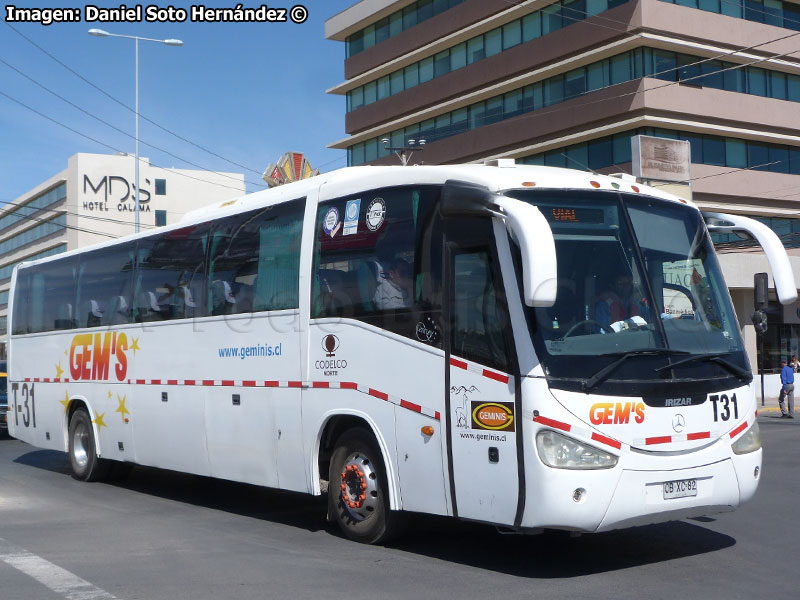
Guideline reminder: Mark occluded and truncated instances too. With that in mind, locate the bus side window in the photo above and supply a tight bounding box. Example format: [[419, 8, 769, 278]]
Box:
[[207, 198, 304, 315], [311, 186, 443, 346], [447, 217, 512, 374], [134, 225, 209, 323], [451, 248, 511, 373], [26, 256, 79, 333], [11, 270, 30, 335], [75, 243, 136, 328]]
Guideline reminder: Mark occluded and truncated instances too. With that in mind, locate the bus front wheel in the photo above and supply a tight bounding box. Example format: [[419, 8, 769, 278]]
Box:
[[68, 408, 110, 482], [328, 428, 403, 544]]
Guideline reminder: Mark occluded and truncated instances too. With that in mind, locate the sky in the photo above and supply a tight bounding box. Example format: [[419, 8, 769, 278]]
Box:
[[0, 0, 356, 202]]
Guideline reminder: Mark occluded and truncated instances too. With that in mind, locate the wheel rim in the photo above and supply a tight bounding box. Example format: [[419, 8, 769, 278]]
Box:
[[72, 420, 90, 469], [338, 451, 379, 522]]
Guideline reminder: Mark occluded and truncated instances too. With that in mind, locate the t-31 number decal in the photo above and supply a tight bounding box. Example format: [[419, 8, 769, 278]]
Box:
[[709, 393, 738, 422]]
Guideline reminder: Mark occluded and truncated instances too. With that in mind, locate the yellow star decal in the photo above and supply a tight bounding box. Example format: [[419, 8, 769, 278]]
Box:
[[115, 395, 130, 422], [130, 336, 141, 356], [92, 412, 107, 429], [107, 390, 113, 399], [55, 361, 64, 379], [59, 392, 70, 414]]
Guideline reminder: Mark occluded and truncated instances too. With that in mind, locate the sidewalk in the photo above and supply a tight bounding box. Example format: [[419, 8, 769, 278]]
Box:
[[757, 393, 785, 413]]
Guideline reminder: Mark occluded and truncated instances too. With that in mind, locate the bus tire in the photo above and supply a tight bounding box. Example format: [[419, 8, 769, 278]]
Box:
[[68, 408, 111, 482], [328, 428, 404, 544]]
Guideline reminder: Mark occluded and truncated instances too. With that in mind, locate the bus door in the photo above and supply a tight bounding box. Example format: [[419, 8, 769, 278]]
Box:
[[444, 216, 521, 526]]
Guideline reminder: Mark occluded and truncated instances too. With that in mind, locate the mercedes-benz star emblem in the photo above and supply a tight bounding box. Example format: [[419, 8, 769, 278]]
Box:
[[672, 414, 686, 433]]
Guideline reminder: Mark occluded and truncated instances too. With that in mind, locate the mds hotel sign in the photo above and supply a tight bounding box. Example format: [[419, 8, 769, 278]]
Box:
[[82, 174, 155, 212], [632, 136, 691, 183]]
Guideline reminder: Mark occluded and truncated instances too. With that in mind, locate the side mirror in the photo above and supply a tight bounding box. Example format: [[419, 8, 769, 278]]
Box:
[[704, 212, 797, 305], [440, 180, 494, 217], [494, 196, 557, 307]]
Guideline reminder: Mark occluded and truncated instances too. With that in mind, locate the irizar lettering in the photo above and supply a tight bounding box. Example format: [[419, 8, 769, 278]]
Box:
[[665, 397, 693, 407]]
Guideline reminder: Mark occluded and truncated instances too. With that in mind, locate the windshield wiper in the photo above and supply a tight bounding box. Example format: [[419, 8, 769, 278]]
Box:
[[581, 349, 689, 393], [654, 353, 750, 380]]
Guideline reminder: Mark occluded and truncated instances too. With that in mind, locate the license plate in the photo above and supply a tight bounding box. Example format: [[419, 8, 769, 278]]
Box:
[[663, 478, 697, 499]]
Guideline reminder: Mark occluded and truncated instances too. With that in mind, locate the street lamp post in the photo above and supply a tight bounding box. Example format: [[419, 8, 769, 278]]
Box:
[[88, 29, 183, 234]]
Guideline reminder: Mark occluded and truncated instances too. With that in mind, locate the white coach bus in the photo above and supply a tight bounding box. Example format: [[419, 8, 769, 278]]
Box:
[[6, 163, 795, 544]]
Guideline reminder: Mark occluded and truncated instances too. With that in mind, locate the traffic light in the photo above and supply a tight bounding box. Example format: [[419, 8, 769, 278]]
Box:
[[752, 310, 768, 335]]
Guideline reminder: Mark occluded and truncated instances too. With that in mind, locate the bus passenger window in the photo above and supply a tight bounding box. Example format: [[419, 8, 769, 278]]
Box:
[[76, 243, 135, 328], [134, 225, 209, 322], [26, 256, 79, 333], [207, 198, 304, 315], [311, 186, 442, 346]]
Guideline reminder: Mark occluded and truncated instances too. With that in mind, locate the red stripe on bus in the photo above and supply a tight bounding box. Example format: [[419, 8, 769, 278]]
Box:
[[369, 388, 388, 401], [313, 381, 330, 388], [202, 380, 215, 386], [288, 381, 302, 388], [434, 411, 441, 420], [264, 381, 279, 387], [645, 436, 672, 445], [167, 380, 178, 385], [242, 380, 256, 387], [340, 382, 358, 390], [184, 380, 196, 386], [482, 369, 509, 384], [136, 379, 146, 385], [591, 432, 621, 450], [400, 399, 422, 413], [24, 378, 30, 382], [450, 358, 468, 370], [33, 378, 40, 382], [44, 378, 51, 383], [729, 421, 748, 438], [221, 380, 235, 386], [687, 431, 711, 441], [533, 415, 572, 432], [151, 379, 161, 385]]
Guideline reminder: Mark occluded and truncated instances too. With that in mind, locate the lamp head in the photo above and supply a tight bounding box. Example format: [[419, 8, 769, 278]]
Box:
[[164, 39, 183, 46], [88, 28, 109, 37]]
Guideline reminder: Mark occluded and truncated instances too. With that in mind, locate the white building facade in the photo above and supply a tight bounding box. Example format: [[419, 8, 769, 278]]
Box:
[[0, 153, 245, 355]]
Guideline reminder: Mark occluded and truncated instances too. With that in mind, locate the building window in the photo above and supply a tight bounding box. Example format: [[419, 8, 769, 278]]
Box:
[[345, 0, 467, 57], [659, 0, 800, 31], [155, 179, 167, 195], [345, 0, 635, 113], [347, 46, 800, 166], [155, 210, 167, 227]]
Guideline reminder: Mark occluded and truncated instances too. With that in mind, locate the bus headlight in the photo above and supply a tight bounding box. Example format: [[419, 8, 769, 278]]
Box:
[[731, 421, 761, 455], [536, 430, 618, 469]]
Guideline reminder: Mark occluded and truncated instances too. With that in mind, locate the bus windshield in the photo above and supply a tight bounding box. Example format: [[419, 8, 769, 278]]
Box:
[[504, 189, 748, 393]]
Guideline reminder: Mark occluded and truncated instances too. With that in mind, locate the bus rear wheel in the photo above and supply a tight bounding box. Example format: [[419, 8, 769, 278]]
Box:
[[68, 408, 110, 482], [328, 428, 403, 544]]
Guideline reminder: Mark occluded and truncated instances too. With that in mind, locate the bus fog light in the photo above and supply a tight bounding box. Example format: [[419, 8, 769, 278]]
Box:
[[572, 488, 585, 503], [754, 466, 759, 479], [536, 430, 618, 470], [732, 421, 761, 455]]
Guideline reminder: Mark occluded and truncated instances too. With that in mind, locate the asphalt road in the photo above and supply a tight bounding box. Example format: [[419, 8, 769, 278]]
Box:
[[0, 413, 796, 600]]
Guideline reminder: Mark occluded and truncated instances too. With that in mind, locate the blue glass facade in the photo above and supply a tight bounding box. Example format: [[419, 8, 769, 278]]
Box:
[[347, 47, 800, 165]]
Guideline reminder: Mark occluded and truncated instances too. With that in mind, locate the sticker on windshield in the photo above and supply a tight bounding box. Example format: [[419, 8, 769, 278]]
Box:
[[366, 198, 386, 231], [323, 207, 340, 238], [343, 199, 360, 235]]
